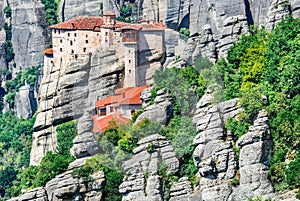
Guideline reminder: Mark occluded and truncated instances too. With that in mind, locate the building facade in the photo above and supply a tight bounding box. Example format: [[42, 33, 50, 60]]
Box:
[[44, 12, 166, 88]]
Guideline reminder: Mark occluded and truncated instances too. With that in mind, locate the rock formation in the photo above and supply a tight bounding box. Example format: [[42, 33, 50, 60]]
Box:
[[136, 88, 172, 125], [14, 82, 37, 119], [8, 159, 105, 201], [30, 48, 124, 165], [70, 112, 101, 159], [119, 134, 179, 201], [8, 0, 51, 72], [229, 109, 274, 200]]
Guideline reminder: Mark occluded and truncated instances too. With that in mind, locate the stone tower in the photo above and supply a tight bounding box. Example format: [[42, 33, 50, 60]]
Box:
[[122, 29, 139, 87]]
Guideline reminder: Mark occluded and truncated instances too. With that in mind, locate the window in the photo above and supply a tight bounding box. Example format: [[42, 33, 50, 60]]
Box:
[[58, 30, 61, 34], [86, 35, 88, 38], [129, 60, 131, 63], [99, 108, 107, 116], [68, 33, 70, 36], [105, 39, 108, 43], [105, 32, 108, 36], [70, 41, 73, 45], [75, 54, 78, 59], [71, 50, 74, 54], [83, 48, 87, 52], [129, 70, 131, 73], [85, 40, 88, 44], [60, 39, 62, 43], [54, 29, 57, 34], [60, 48, 62, 52], [128, 50, 131, 53], [74, 33, 77, 37]]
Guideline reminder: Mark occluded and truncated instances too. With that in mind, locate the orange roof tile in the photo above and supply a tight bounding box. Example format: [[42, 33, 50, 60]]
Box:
[[119, 22, 167, 31], [96, 85, 149, 108], [44, 48, 53, 55], [50, 16, 104, 30], [92, 113, 130, 133]]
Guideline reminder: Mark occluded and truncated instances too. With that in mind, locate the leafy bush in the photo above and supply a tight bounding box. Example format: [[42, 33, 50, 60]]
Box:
[[153, 66, 206, 115], [116, 4, 132, 23], [214, 16, 300, 191], [72, 154, 123, 201], [0, 112, 35, 198], [7, 121, 77, 197], [41, 0, 59, 25], [56, 120, 77, 156], [179, 28, 190, 40], [4, 6, 12, 18]]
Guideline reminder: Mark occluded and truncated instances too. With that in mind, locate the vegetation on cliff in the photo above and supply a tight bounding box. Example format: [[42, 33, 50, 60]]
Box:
[[41, 0, 59, 25], [6, 121, 77, 198], [0, 112, 35, 199], [216, 16, 300, 191]]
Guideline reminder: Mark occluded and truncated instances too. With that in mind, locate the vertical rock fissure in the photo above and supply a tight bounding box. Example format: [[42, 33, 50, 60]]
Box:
[[244, 0, 254, 26]]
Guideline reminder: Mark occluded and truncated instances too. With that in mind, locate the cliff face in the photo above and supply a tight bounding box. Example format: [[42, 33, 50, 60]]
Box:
[[30, 48, 124, 165], [8, 0, 50, 72]]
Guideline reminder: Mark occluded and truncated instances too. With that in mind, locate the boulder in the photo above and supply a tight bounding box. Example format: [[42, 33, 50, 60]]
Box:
[[135, 88, 172, 125]]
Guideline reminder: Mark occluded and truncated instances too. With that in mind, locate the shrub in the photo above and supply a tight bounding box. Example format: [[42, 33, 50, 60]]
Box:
[[4, 6, 12, 18], [230, 177, 240, 187], [179, 28, 190, 40]]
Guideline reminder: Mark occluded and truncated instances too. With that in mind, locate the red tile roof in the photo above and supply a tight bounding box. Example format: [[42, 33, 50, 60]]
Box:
[[118, 22, 167, 31], [50, 16, 104, 30], [92, 112, 130, 133], [95, 85, 149, 108], [103, 11, 116, 16], [50, 15, 166, 31], [44, 48, 53, 55]]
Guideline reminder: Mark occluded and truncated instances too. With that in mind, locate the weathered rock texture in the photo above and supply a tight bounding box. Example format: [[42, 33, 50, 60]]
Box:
[[166, 94, 274, 201], [8, 158, 105, 201], [70, 112, 101, 159], [119, 134, 179, 201], [58, 0, 103, 21], [229, 109, 274, 200], [30, 48, 124, 165], [136, 88, 172, 125], [14, 82, 37, 119], [8, 0, 51, 72]]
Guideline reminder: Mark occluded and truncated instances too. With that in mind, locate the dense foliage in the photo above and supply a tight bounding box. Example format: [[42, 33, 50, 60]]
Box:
[[116, 4, 132, 23], [5, 66, 41, 109], [153, 65, 207, 115], [3, 22, 14, 62], [7, 121, 77, 198], [72, 154, 124, 201], [41, 0, 59, 25], [216, 16, 300, 191], [0, 112, 35, 199]]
